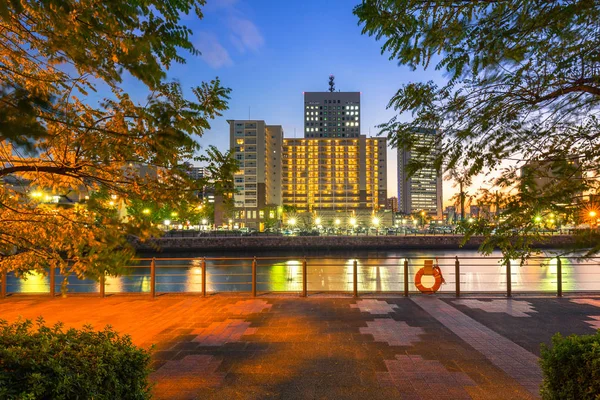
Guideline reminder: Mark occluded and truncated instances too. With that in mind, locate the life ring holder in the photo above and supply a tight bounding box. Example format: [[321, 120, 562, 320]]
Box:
[[414, 258, 446, 294]]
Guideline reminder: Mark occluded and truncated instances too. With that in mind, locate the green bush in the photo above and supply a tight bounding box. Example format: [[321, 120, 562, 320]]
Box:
[[540, 330, 600, 400], [0, 317, 152, 399]]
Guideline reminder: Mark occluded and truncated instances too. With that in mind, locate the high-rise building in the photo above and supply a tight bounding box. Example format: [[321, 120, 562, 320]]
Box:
[[282, 136, 387, 212], [182, 162, 209, 180], [229, 120, 283, 229], [397, 128, 443, 217], [303, 86, 360, 139]]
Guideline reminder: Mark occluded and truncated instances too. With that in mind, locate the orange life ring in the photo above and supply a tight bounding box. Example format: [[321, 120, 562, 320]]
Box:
[[414, 266, 445, 294]]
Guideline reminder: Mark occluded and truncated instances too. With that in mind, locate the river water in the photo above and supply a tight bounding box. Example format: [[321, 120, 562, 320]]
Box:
[[6, 249, 600, 295]]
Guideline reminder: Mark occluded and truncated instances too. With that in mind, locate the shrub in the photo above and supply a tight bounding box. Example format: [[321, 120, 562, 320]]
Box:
[[0, 317, 152, 399], [540, 330, 600, 400]]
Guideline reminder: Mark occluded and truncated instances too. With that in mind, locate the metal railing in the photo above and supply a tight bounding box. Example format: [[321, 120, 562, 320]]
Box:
[[1, 255, 598, 298]]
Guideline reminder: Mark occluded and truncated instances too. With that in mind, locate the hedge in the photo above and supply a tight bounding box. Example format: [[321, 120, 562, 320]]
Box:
[[0, 317, 152, 399], [540, 330, 600, 400]]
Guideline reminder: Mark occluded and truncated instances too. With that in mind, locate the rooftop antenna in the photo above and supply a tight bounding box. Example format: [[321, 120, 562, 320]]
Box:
[[328, 75, 335, 92]]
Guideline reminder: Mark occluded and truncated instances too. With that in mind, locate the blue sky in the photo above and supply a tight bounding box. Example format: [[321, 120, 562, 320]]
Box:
[[128, 0, 458, 203]]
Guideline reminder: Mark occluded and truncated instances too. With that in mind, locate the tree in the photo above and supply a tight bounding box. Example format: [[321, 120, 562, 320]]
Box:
[[355, 0, 600, 259], [0, 1, 231, 282]]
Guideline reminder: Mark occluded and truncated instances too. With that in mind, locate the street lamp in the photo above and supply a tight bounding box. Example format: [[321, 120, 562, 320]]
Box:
[[315, 217, 322, 226], [142, 208, 150, 215], [164, 219, 171, 228], [288, 217, 297, 227], [372, 217, 380, 236]]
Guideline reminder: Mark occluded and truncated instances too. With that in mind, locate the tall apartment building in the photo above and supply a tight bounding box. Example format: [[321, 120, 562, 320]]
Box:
[[282, 136, 387, 212], [397, 128, 443, 217], [303, 91, 361, 138], [229, 120, 283, 229]]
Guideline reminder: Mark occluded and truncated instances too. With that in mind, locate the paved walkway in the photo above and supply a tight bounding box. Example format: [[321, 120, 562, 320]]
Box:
[[1, 295, 599, 399]]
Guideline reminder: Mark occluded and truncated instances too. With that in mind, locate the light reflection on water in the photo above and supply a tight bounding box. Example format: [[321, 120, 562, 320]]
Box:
[[5, 249, 600, 294]]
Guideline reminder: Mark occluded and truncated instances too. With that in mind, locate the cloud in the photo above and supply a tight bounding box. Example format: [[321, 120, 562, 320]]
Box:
[[196, 32, 233, 68], [228, 16, 265, 53]]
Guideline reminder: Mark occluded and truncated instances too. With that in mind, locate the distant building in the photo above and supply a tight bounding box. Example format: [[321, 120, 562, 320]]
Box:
[[470, 205, 480, 218], [520, 159, 582, 195], [397, 128, 443, 217], [229, 120, 283, 230], [303, 78, 361, 139], [386, 197, 398, 213], [182, 162, 209, 180], [445, 206, 456, 223]]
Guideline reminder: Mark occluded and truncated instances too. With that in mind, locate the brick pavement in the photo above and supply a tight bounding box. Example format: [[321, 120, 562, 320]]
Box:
[[2, 295, 598, 399], [413, 297, 542, 396]]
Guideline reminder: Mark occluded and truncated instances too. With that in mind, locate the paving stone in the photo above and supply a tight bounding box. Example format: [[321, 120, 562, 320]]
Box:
[[224, 299, 272, 315], [571, 298, 600, 308], [360, 319, 424, 346], [453, 299, 537, 317], [350, 299, 398, 314]]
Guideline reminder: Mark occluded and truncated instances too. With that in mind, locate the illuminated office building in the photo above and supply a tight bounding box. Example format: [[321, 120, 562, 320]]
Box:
[[282, 136, 387, 212], [303, 79, 360, 139]]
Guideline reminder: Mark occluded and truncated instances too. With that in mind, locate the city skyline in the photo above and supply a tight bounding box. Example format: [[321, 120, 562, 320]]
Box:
[[110, 0, 461, 204]]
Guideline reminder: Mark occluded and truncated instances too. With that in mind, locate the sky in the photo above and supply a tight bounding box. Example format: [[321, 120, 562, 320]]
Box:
[[123, 0, 463, 205]]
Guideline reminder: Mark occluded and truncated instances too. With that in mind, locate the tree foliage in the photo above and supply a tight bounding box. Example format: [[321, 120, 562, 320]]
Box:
[[355, 0, 600, 259], [0, 1, 231, 280]]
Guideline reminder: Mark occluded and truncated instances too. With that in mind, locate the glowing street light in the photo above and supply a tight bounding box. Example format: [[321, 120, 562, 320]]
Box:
[[590, 211, 597, 218], [142, 208, 150, 215], [202, 219, 208, 225], [288, 217, 297, 226], [372, 217, 380, 226], [171, 211, 178, 217], [334, 218, 341, 226], [349, 217, 357, 227], [315, 217, 322, 225], [468, 218, 474, 223], [534, 216, 542, 223], [164, 219, 171, 226], [30, 191, 43, 199]]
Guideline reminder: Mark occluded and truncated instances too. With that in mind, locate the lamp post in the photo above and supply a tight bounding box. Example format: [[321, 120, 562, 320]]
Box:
[[334, 218, 341, 235], [350, 217, 357, 235], [372, 216, 380, 236]]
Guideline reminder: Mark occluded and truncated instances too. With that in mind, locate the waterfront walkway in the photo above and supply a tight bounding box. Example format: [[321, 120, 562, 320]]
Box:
[[2, 294, 600, 399]]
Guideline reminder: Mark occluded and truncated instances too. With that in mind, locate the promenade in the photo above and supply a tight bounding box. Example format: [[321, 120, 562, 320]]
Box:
[[2, 294, 599, 399]]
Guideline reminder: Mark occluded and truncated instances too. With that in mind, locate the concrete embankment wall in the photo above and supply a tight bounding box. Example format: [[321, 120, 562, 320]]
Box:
[[132, 235, 577, 253]]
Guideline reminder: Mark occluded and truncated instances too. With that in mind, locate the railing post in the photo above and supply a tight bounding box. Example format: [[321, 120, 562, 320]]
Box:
[[150, 257, 156, 298], [557, 256, 562, 297], [403, 259, 409, 297], [252, 256, 257, 297], [302, 258, 307, 298], [506, 259, 512, 298], [202, 257, 207, 297], [99, 272, 105, 298], [49, 266, 55, 298], [353, 260, 358, 297], [455, 256, 460, 297], [1, 270, 6, 299]]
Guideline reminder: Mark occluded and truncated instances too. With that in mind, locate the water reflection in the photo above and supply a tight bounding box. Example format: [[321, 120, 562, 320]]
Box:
[[5, 250, 600, 294]]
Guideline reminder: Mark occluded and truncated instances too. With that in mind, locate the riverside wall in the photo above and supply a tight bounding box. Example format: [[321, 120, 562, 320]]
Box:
[[132, 235, 577, 253]]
